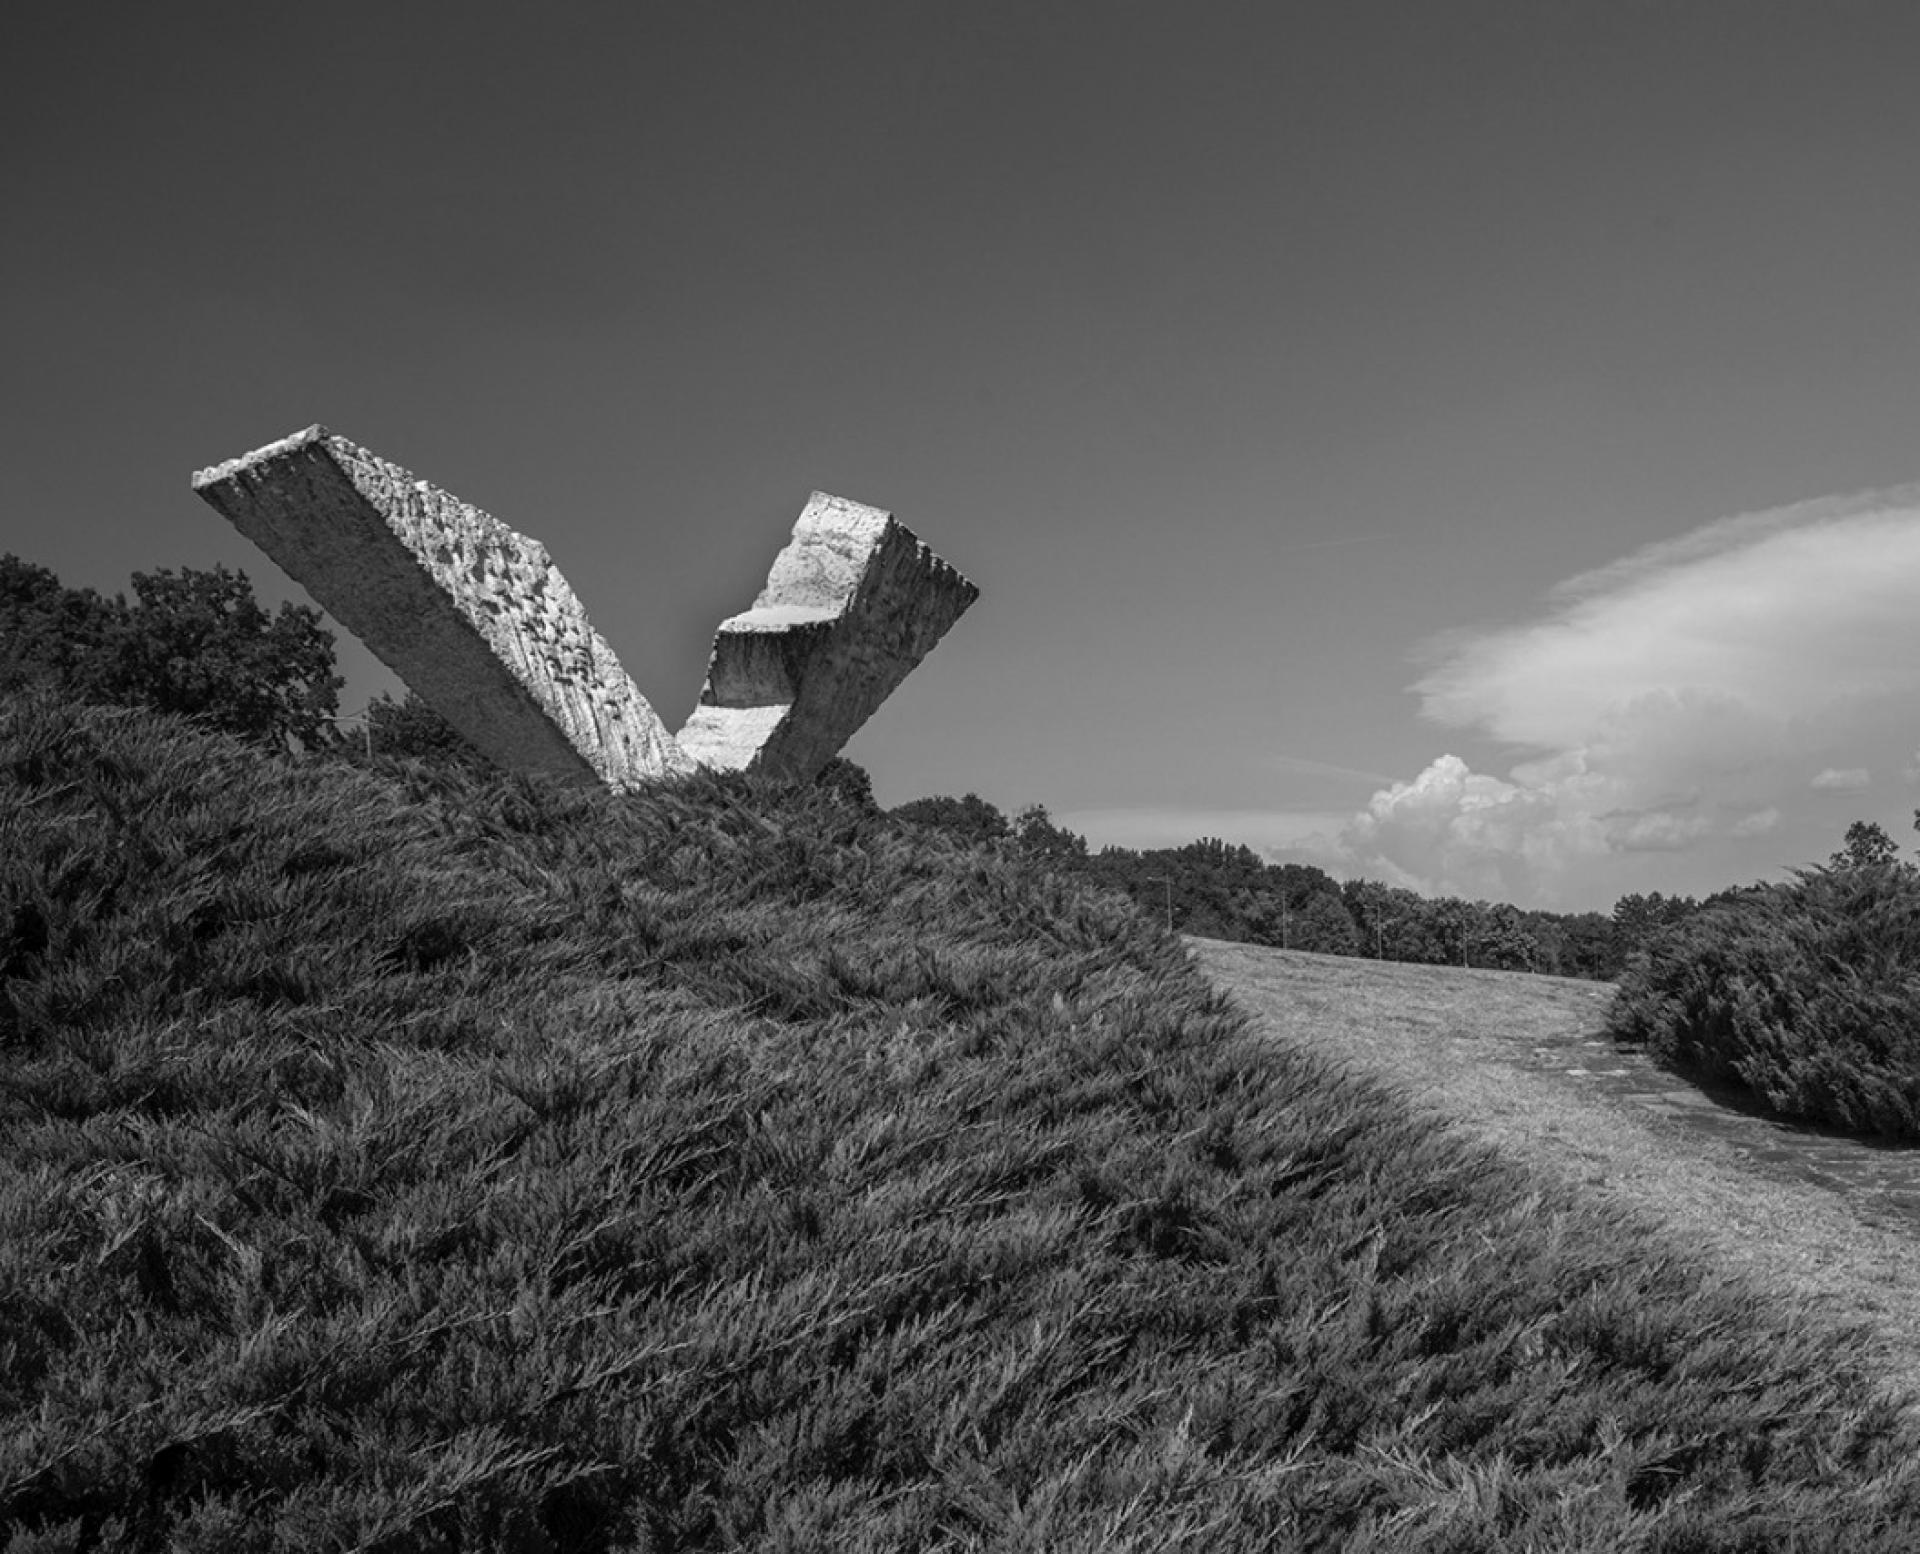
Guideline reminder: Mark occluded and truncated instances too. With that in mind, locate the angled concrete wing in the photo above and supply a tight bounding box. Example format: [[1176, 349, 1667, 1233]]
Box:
[[193, 426, 694, 787], [195, 430, 979, 791], [676, 492, 980, 782]]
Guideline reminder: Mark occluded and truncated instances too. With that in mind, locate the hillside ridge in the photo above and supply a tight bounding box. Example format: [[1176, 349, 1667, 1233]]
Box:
[[5, 701, 1920, 1550]]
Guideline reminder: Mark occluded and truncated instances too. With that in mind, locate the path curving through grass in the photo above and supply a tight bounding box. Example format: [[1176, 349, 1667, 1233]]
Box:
[[1190, 936, 1920, 1407]]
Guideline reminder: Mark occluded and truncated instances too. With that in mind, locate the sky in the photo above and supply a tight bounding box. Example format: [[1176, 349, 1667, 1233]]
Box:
[[9, 1, 1920, 912]]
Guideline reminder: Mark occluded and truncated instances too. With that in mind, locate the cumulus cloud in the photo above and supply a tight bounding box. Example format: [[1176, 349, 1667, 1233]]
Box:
[[1339, 488, 1920, 903], [1342, 755, 1591, 899]]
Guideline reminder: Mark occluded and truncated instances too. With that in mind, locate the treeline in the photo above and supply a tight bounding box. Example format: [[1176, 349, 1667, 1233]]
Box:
[[890, 793, 1720, 981]]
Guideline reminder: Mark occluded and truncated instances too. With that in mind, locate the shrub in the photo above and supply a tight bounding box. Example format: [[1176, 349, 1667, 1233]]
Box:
[[1607, 864, 1920, 1138]]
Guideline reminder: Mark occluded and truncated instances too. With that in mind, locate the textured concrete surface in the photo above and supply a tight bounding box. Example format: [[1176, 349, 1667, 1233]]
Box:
[[678, 492, 979, 781], [193, 426, 694, 787], [196, 433, 978, 791]]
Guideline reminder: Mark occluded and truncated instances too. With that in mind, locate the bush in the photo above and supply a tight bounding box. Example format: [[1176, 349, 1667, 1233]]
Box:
[[1607, 864, 1920, 1138]]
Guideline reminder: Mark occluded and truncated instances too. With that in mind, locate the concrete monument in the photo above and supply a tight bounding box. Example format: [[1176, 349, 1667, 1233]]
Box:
[[677, 492, 980, 781], [192, 427, 976, 788]]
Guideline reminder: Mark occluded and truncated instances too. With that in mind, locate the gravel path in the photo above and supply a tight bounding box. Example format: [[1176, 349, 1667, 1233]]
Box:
[[1189, 937, 1920, 1409]]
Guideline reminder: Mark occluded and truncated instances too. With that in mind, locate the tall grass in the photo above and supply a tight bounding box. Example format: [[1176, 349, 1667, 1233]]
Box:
[[1607, 865, 1920, 1139], [5, 699, 1920, 1550]]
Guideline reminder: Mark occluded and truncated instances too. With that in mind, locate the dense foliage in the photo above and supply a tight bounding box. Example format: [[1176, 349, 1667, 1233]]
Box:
[[6, 702, 1920, 1550], [0, 555, 340, 750], [1607, 863, 1920, 1139]]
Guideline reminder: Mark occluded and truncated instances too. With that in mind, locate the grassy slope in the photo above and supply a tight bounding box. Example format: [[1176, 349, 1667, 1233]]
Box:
[[4, 702, 1920, 1553]]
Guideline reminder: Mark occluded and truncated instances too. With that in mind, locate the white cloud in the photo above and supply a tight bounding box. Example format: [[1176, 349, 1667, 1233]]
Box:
[[1341, 755, 1594, 899], [1416, 487, 1920, 749], [1810, 767, 1871, 792], [1338, 489, 1920, 904]]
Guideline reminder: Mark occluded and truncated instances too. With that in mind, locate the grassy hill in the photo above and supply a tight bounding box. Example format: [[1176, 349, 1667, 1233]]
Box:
[[5, 699, 1920, 1551]]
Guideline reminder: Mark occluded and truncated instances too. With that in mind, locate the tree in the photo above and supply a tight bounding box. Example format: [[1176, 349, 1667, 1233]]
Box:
[[889, 792, 1011, 846], [1562, 912, 1625, 980], [0, 556, 341, 750], [1832, 820, 1904, 870], [1342, 880, 1437, 961], [1013, 804, 1089, 862], [1290, 890, 1361, 956], [814, 756, 879, 815], [1228, 886, 1288, 947], [103, 566, 341, 750], [1477, 903, 1539, 971], [0, 554, 115, 697], [1611, 892, 1698, 959], [1430, 897, 1482, 967]]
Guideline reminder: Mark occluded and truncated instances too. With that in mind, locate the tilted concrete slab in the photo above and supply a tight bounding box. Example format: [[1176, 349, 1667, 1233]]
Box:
[[195, 430, 978, 791], [193, 426, 695, 787], [677, 492, 980, 782]]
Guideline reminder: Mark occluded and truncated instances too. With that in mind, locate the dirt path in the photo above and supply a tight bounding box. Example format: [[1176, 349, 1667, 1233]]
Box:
[[1188, 937, 1920, 1404]]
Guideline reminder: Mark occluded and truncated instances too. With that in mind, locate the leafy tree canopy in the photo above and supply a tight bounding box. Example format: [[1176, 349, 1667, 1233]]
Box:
[[1013, 804, 1088, 861], [1831, 819, 1905, 871], [0, 555, 341, 751], [890, 792, 1011, 846], [0, 554, 115, 695], [111, 566, 342, 750], [814, 755, 878, 815]]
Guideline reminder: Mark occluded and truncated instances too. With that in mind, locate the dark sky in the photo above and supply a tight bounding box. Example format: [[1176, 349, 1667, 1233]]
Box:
[[11, 2, 1920, 906]]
